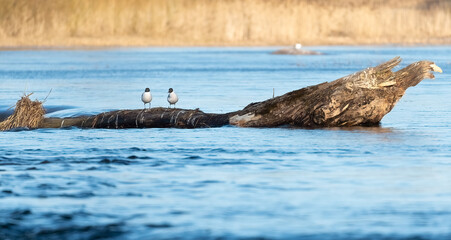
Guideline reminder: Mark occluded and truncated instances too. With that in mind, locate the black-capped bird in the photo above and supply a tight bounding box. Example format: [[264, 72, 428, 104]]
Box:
[[141, 88, 152, 109], [167, 88, 178, 108]]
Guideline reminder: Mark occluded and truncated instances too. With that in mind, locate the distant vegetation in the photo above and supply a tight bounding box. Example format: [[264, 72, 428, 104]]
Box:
[[0, 0, 450, 46]]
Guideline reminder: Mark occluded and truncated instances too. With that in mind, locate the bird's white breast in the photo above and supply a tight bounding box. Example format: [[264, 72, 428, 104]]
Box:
[[167, 92, 178, 104], [142, 92, 152, 103]]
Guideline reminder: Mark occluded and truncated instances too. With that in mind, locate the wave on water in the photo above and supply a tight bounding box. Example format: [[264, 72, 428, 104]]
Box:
[[0, 207, 449, 240], [0, 105, 77, 121]]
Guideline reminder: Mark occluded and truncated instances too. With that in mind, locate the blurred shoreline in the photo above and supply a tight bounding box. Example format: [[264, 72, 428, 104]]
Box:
[[1, 42, 450, 51], [1, 0, 450, 48]]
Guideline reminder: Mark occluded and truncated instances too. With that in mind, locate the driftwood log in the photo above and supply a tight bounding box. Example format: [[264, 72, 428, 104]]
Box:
[[37, 57, 441, 129]]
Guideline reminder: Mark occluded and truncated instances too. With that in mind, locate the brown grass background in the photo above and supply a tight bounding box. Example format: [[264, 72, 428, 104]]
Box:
[[0, 0, 450, 47]]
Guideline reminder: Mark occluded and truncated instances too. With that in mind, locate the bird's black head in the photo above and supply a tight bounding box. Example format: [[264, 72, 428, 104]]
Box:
[[145, 88, 150, 92], [168, 88, 173, 93]]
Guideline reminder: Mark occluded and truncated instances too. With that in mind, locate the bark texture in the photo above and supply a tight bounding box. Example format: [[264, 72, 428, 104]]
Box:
[[37, 57, 441, 129], [40, 108, 229, 129]]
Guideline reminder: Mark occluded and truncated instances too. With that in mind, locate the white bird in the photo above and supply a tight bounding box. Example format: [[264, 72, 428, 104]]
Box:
[[295, 43, 302, 50], [141, 88, 152, 109], [167, 88, 178, 108]]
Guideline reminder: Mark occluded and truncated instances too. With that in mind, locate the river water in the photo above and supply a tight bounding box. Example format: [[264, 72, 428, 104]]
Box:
[[0, 46, 450, 239]]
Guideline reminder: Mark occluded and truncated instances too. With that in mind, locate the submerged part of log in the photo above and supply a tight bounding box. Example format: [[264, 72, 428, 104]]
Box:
[[31, 57, 441, 129]]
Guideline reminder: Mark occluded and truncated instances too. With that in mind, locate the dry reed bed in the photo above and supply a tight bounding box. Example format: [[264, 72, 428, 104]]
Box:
[[0, 94, 45, 131], [0, 0, 450, 46]]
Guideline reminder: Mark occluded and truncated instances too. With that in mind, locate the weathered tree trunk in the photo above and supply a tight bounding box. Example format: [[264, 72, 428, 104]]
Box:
[[38, 57, 441, 129], [229, 57, 441, 127], [40, 108, 229, 129]]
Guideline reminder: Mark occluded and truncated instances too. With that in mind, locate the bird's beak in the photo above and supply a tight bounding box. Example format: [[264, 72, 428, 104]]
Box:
[[430, 63, 443, 73]]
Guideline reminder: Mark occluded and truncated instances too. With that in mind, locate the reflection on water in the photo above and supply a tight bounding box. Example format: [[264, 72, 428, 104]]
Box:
[[0, 46, 451, 239]]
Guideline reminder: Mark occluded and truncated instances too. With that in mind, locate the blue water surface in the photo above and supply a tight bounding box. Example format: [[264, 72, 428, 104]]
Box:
[[0, 46, 450, 239]]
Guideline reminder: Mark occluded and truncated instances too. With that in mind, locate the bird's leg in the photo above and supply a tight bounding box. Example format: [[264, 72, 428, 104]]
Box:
[[149, 103, 151, 109]]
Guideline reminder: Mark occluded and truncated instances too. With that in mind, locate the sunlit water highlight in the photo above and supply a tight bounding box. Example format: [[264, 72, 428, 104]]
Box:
[[0, 46, 450, 239]]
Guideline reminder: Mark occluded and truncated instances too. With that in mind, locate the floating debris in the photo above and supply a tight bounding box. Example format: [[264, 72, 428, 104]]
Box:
[[272, 43, 323, 55], [0, 94, 45, 131]]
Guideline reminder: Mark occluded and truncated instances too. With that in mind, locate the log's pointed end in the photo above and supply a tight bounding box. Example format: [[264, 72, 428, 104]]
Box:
[[424, 63, 443, 81], [391, 56, 402, 66], [395, 60, 443, 89], [430, 63, 443, 74]]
